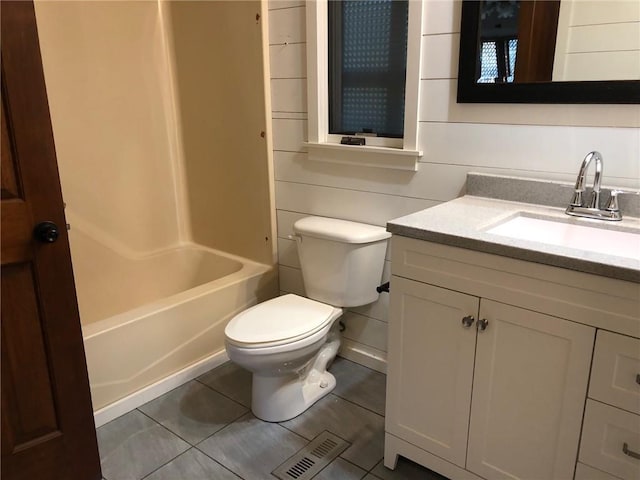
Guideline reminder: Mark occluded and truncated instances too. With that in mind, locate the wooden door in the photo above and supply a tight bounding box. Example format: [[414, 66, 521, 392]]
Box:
[[513, 0, 561, 83], [386, 276, 478, 468], [1, 2, 101, 479], [467, 300, 594, 480]]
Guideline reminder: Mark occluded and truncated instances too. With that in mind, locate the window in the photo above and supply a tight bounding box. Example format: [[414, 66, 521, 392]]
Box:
[[306, 0, 423, 171], [328, 0, 409, 138], [476, 0, 520, 84], [477, 39, 518, 83]]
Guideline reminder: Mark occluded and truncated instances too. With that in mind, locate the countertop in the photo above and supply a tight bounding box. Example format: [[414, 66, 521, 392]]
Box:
[[387, 195, 640, 283]]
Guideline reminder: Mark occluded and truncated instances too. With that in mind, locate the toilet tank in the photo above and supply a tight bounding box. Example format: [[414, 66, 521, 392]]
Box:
[[293, 217, 391, 307]]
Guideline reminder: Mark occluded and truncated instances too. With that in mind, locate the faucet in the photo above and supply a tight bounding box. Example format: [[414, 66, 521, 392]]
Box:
[[569, 151, 603, 209], [566, 151, 624, 221]]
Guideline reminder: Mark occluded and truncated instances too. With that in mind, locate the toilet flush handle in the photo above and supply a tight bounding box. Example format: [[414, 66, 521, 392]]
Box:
[[287, 233, 302, 242]]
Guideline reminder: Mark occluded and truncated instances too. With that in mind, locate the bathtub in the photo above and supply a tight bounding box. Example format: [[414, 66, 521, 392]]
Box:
[[69, 221, 277, 414]]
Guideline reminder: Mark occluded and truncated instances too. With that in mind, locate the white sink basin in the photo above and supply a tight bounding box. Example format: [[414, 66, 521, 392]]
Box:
[[486, 214, 640, 261]]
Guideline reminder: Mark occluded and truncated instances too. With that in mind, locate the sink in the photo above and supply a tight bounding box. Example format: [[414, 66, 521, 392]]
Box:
[[486, 214, 640, 261]]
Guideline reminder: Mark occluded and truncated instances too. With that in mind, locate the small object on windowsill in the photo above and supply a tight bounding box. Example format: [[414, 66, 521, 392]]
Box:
[[340, 136, 366, 146]]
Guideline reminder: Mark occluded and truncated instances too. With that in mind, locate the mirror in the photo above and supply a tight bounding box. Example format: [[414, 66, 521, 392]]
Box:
[[457, 0, 640, 103]]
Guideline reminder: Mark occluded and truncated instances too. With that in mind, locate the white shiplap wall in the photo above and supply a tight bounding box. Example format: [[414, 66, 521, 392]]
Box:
[[267, 0, 640, 373], [553, 0, 640, 81]]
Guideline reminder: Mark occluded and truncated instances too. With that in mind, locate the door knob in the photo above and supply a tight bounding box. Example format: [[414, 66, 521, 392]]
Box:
[[477, 318, 489, 332], [33, 221, 60, 243]]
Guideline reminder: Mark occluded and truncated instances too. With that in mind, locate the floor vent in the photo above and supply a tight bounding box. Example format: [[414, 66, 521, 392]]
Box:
[[272, 431, 350, 480]]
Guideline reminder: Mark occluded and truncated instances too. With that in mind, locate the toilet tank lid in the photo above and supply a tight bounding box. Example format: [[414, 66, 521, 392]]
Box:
[[293, 217, 391, 244]]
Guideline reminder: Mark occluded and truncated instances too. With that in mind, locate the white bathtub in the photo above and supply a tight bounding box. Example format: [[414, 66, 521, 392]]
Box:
[[69, 224, 276, 413]]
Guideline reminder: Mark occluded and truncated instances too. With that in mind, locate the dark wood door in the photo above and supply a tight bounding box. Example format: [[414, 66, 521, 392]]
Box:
[[513, 0, 561, 83], [1, 2, 101, 479]]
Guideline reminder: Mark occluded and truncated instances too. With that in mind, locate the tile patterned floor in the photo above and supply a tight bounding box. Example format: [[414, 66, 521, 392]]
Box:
[[97, 357, 447, 480]]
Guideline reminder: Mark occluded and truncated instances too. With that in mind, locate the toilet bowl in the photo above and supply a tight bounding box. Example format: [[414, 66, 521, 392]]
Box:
[[224, 216, 390, 422], [225, 294, 343, 422]]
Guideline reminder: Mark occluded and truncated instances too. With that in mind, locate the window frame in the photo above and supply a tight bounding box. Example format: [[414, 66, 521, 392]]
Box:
[[305, 0, 423, 170]]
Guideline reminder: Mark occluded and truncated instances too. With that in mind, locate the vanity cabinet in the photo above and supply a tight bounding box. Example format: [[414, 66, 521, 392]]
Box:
[[385, 235, 640, 480], [387, 277, 594, 479]]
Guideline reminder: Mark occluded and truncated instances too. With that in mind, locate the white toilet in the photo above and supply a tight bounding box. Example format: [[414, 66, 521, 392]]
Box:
[[224, 216, 390, 422]]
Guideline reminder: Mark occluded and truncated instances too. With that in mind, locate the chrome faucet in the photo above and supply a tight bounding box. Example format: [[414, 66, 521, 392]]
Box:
[[566, 151, 623, 221], [569, 151, 603, 209]]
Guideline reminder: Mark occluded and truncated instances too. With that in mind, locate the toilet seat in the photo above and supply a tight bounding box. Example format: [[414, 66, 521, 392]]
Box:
[[224, 294, 342, 349]]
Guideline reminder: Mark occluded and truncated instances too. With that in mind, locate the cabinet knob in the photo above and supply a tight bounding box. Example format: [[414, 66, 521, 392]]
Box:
[[477, 318, 489, 332], [636, 373, 640, 385], [462, 316, 475, 328]]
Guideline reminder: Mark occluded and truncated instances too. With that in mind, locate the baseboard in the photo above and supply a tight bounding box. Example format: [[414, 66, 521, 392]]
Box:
[[93, 350, 229, 428], [338, 338, 387, 374]]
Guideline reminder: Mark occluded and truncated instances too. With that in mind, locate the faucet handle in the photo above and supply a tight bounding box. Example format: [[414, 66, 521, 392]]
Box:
[[605, 189, 640, 213]]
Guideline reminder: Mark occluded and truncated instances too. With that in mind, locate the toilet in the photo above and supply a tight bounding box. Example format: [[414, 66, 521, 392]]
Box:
[[224, 216, 391, 422]]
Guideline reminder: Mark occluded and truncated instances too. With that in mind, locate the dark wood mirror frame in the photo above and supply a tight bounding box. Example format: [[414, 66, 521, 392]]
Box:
[[457, 0, 640, 104]]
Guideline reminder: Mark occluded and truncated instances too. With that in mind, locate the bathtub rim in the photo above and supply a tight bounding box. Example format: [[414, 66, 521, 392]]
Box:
[[81, 241, 274, 339]]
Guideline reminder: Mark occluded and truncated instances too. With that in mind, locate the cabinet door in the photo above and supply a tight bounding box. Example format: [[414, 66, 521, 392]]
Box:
[[467, 300, 594, 480], [386, 276, 478, 467]]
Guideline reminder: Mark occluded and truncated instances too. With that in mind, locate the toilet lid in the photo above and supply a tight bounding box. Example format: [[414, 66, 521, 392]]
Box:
[[225, 294, 337, 346]]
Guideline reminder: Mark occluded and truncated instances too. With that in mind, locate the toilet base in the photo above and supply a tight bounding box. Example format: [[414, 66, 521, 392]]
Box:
[[251, 369, 336, 422], [250, 327, 341, 422]]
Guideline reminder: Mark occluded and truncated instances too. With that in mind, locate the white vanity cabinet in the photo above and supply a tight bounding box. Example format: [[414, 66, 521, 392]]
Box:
[[386, 277, 594, 480], [385, 235, 640, 480]]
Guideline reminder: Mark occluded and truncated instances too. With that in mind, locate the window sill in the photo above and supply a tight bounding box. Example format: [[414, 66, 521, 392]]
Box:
[[305, 142, 422, 171]]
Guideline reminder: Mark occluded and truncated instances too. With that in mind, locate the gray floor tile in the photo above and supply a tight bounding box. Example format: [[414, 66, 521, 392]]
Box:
[[97, 410, 189, 480], [331, 357, 387, 416], [198, 361, 252, 407], [144, 448, 241, 480], [95, 356, 400, 480], [198, 412, 308, 480], [370, 457, 449, 480], [281, 394, 385, 471], [314, 457, 367, 480], [138, 380, 247, 445]]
